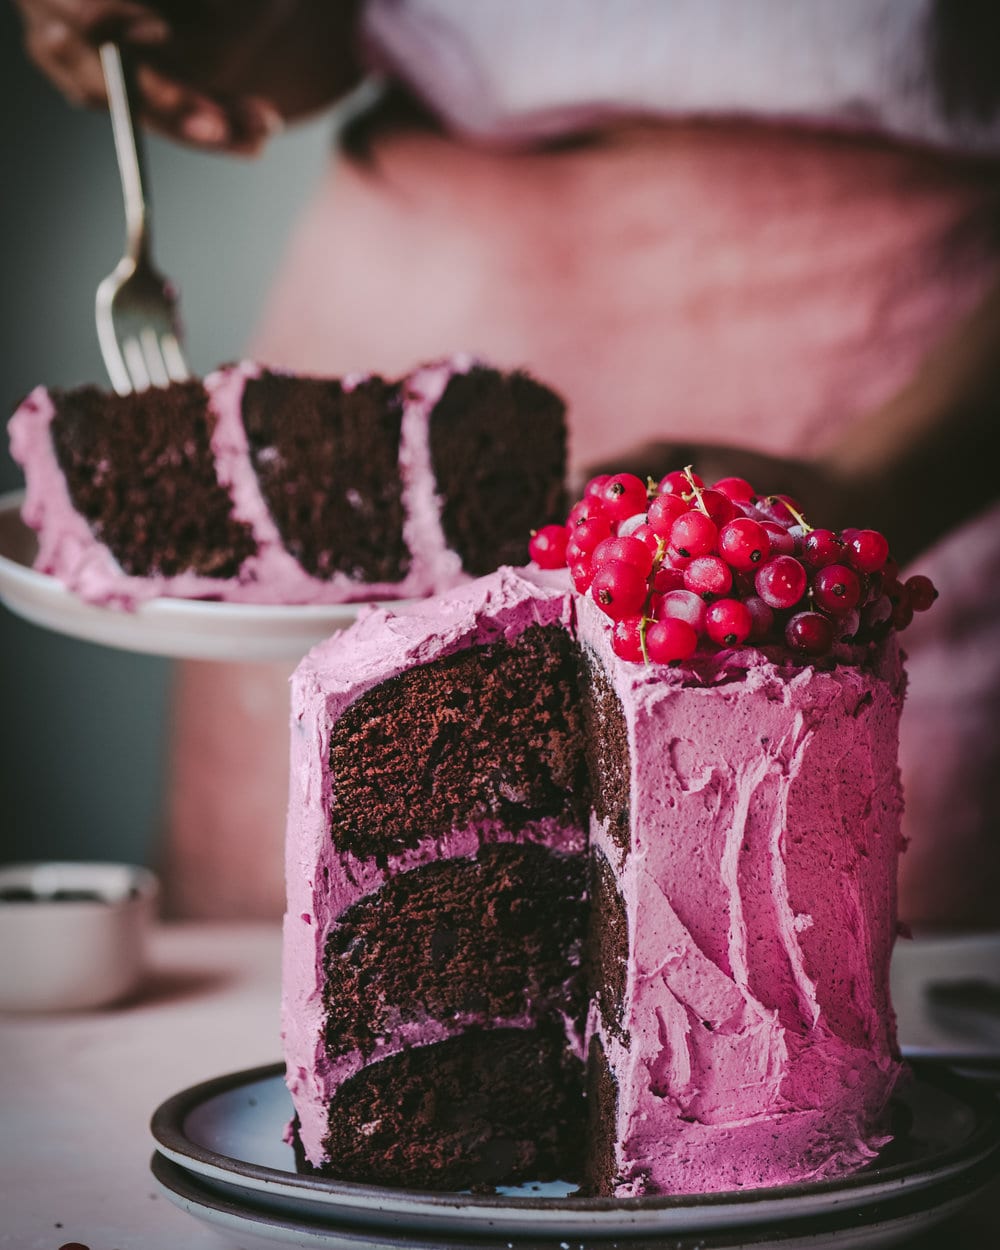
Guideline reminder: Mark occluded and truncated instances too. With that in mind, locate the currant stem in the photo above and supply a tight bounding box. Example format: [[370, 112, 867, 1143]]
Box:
[[683, 465, 710, 516], [768, 495, 813, 533], [638, 537, 669, 665]]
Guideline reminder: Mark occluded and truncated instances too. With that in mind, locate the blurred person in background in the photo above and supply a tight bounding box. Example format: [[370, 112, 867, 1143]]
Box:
[[13, 0, 1000, 926]]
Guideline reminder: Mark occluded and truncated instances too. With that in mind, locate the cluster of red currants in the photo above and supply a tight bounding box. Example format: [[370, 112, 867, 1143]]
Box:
[[528, 468, 937, 664]]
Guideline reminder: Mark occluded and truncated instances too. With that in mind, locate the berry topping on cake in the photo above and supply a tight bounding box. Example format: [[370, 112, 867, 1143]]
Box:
[[530, 467, 936, 664]]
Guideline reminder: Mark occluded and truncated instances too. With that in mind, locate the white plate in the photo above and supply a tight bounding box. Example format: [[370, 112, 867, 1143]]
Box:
[[149, 1061, 1000, 1240], [0, 490, 367, 661], [149, 1149, 994, 1250]]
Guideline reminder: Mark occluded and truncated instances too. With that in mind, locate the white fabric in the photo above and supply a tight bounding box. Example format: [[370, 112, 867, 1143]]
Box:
[[362, 0, 1000, 153]]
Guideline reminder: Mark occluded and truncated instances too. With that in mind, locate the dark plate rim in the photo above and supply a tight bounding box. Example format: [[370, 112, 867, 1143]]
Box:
[[150, 1059, 1000, 1215], [149, 1147, 1000, 1248]]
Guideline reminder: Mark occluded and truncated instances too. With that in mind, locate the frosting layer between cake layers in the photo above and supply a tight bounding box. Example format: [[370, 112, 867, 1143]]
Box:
[[283, 569, 588, 1187], [7, 358, 566, 607], [282, 566, 906, 1195]]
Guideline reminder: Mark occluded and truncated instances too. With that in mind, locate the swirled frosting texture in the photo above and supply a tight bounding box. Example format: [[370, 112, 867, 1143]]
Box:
[[574, 592, 906, 1193], [282, 567, 906, 1193]]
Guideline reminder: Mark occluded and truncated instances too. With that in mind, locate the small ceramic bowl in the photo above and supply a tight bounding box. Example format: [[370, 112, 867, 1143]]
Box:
[[0, 861, 159, 1011]]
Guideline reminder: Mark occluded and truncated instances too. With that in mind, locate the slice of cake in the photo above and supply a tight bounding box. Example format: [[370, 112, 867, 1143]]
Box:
[[283, 573, 591, 1189], [283, 466, 931, 1195], [7, 357, 566, 607]]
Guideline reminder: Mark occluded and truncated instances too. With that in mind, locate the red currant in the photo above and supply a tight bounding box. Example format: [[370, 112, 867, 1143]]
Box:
[[567, 496, 607, 529], [592, 535, 654, 577], [698, 489, 740, 527], [755, 555, 808, 610], [556, 464, 935, 665], [811, 563, 862, 614], [528, 524, 569, 569], [718, 517, 771, 571], [601, 473, 650, 524], [628, 522, 664, 560], [759, 494, 804, 526], [651, 565, 685, 594], [591, 560, 649, 620], [684, 555, 733, 599], [759, 521, 797, 556], [846, 529, 890, 574], [617, 512, 647, 537], [744, 596, 776, 641], [647, 492, 689, 536], [645, 617, 698, 663], [704, 598, 753, 646], [712, 476, 756, 504], [569, 558, 595, 593], [891, 598, 914, 630], [786, 611, 834, 656], [584, 474, 611, 500], [654, 588, 707, 632], [611, 615, 645, 662], [904, 574, 938, 612], [801, 528, 844, 569], [670, 510, 718, 559], [659, 469, 702, 497], [570, 514, 613, 554]]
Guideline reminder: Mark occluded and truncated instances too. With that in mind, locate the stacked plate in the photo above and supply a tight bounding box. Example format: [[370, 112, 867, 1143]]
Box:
[[150, 1060, 1000, 1250]]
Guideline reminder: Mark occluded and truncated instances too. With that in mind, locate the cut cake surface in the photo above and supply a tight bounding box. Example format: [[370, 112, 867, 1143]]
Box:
[[282, 566, 906, 1195]]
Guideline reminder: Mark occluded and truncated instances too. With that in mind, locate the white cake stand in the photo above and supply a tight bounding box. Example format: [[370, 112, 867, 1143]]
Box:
[[0, 489, 370, 661]]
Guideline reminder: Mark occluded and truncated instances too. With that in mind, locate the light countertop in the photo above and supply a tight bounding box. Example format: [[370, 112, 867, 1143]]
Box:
[[2, 922, 998, 1249]]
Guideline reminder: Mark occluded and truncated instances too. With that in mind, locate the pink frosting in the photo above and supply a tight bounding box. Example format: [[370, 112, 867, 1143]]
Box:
[[6, 359, 478, 608], [281, 566, 906, 1193], [573, 593, 905, 1193]]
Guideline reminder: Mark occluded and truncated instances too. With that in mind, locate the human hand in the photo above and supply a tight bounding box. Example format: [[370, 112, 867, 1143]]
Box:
[[14, 1, 362, 154]]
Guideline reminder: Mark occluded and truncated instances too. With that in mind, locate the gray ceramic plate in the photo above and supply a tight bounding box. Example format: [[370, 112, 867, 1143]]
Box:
[[150, 1061, 1000, 1240], [150, 1148, 997, 1250]]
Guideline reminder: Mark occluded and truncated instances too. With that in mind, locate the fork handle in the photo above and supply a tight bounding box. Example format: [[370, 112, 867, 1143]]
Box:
[[100, 42, 151, 261]]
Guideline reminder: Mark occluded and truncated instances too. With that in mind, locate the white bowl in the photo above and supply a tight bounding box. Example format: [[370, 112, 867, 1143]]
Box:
[[0, 861, 159, 1011]]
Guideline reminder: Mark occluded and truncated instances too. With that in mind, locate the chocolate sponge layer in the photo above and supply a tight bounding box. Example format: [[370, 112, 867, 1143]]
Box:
[[586, 851, 630, 1044], [583, 1033, 621, 1197], [51, 382, 255, 578], [320, 1026, 585, 1189], [328, 625, 590, 861], [428, 366, 567, 575], [322, 841, 587, 1056], [581, 655, 631, 856], [241, 371, 410, 582]]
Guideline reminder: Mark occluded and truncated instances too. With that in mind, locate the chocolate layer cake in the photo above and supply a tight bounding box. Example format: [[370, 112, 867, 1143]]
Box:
[[282, 566, 906, 1196], [7, 357, 566, 607]]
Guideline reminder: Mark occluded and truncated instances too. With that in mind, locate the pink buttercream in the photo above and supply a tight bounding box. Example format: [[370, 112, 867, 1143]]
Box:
[[574, 592, 905, 1193], [6, 358, 480, 608], [281, 566, 906, 1193]]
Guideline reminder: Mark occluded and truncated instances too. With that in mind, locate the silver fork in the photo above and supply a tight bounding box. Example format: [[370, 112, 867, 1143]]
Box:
[[95, 42, 190, 394]]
